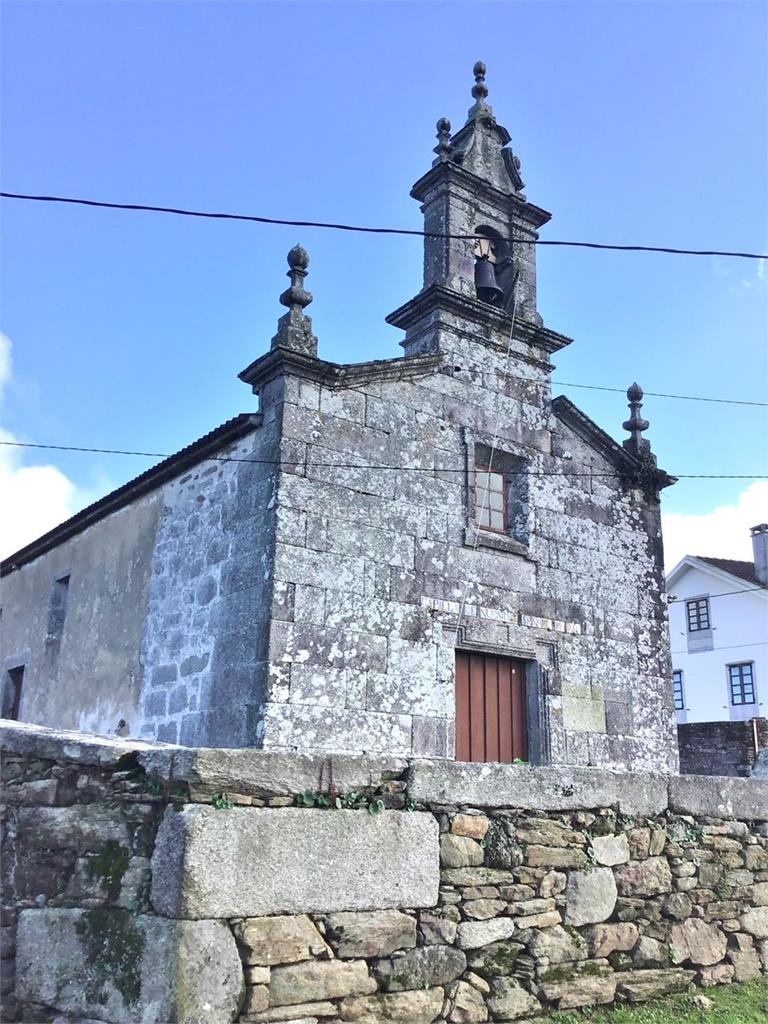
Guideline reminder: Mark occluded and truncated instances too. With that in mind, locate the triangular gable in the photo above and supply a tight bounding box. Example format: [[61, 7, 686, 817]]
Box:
[[666, 555, 767, 596], [551, 394, 676, 491]]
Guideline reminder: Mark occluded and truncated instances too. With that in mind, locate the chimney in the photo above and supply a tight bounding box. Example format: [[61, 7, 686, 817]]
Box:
[[751, 523, 768, 585]]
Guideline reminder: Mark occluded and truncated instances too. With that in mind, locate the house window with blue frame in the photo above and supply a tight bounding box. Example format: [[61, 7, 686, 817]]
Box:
[[728, 663, 756, 706], [672, 670, 685, 711], [686, 597, 710, 632]]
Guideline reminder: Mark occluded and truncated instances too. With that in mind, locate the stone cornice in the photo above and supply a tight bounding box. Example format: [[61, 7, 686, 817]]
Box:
[[386, 284, 573, 356], [238, 347, 442, 394], [411, 162, 552, 230]]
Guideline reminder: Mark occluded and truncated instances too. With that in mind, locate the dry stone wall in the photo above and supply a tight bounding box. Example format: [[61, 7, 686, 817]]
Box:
[[1, 723, 767, 1024]]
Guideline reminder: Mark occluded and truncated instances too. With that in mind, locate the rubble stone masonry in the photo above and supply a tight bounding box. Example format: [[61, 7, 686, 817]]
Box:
[[2, 723, 767, 1023]]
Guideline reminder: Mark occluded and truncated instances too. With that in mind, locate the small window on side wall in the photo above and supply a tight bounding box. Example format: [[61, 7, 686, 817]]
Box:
[[2, 666, 24, 721], [47, 574, 70, 640]]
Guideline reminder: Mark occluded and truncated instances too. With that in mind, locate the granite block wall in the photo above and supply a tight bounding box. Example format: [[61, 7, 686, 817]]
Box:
[[2, 724, 766, 1024], [136, 420, 279, 747], [257, 345, 677, 772]]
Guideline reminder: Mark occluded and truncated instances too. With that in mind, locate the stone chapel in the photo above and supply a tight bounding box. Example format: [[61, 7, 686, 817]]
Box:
[[0, 64, 679, 772]]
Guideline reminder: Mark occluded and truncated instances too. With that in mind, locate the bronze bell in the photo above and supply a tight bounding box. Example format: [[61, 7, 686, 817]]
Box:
[[474, 257, 504, 306]]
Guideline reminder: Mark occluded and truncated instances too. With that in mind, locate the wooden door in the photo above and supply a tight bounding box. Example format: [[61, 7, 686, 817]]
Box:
[[455, 651, 527, 763]]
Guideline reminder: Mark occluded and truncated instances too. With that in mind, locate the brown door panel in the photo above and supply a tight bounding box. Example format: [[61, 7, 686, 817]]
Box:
[[455, 650, 527, 763]]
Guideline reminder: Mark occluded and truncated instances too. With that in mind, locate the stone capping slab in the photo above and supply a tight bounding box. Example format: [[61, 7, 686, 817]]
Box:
[[151, 806, 439, 919], [2, 721, 767, 821], [165, 747, 408, 798], [0, 722, 406, 796], [0, 720, 178, 770], [669, 774, 768, 821], [406, 761, 670, 816]]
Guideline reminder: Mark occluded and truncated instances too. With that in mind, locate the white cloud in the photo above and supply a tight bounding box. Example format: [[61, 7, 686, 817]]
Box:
[[662, 481, 768, 572], [0, 334, 93, 561]]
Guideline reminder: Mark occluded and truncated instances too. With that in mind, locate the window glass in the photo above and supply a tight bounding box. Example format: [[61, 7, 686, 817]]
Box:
[[686, 597, 710, 632], [672, 670, 685, 711], [472, 448, 529, 546], [729, 663, 756, 706], [475, 467, 506, 533]]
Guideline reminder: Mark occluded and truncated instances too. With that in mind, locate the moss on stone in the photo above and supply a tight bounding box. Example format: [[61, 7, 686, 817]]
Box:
[[482, 819, 522, 869], [74, 908, 145, 1009], [542, 965, 577, 983], [472, 940, 523, 977], [609, 950, 634, 971], [582, 961, 606, 977], [589, 816, 616, 837], [87, 840, 130, 902]]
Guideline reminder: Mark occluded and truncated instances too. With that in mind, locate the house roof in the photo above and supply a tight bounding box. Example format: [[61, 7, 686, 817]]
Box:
[[0, 413, 261, 577], [696, 556, 763, 588], [665, 554, 768, 595]]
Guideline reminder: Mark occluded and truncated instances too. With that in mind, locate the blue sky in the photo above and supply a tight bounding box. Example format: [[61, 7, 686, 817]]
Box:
[[1, 0, 766, 564]]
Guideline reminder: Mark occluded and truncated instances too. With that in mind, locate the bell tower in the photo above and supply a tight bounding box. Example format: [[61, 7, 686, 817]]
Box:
[[387, 62, 570, 362]]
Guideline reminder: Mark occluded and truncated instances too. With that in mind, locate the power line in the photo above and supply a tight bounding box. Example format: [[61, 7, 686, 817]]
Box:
[[553, 381, 768, 409], [670, 641, 768, 655], [455, 275, 520, 645], [2, 191, 766, 260], [436, 369, 767, 409], [0, 439, 764, 479], [668, 586, 767, 603], [4, 192, 766, 408]]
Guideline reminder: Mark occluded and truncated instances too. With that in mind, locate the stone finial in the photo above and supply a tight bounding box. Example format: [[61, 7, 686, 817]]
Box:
[[433, 118, 453, 164], [271, 244, 317, 356], [467, 60, 493, 120], [622, 382, 651, 455], [279, 244, 313, 311], [472, 61, 488, 100]]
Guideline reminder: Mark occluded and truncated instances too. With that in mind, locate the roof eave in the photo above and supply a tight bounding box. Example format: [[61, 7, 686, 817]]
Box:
[[666, 555, 768, 596], [1, 414, 261, 577]]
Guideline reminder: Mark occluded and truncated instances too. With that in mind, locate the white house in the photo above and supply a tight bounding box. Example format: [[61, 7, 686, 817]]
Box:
[[666, 524, 768, 724]]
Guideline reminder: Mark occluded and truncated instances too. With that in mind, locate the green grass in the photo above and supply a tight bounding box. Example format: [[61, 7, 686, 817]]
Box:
[[551, 981, 768, 1024]]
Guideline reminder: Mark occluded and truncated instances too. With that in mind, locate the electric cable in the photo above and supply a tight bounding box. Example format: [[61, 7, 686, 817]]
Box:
[[0, 439, 765, 479], [552, 381, 767, 408], [454, 276, 521, 645], [2, 191, 766, 260], [668, 586, 767, 602], [670, 641, 768, 655]]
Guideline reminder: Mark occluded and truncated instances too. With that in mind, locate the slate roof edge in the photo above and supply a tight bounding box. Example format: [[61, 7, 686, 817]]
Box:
[[697, 555, 764, 589], [666, 555, 767, 595], [0, 413, 261, 577]]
